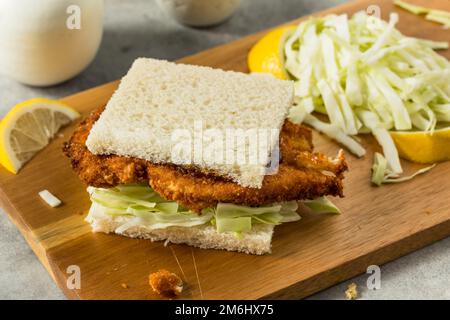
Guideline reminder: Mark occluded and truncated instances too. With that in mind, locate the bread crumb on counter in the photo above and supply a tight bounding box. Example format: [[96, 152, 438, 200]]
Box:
[[345, 283, 358, 300], [149, 269, 183, 297], [121, 283, 129, 289]]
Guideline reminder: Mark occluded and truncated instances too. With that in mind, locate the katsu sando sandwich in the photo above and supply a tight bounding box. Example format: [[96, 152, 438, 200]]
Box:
[[63, 58, 347, 255]]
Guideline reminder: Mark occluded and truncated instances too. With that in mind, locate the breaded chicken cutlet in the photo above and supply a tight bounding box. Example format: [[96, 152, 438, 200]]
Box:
[[63, 107, 348, 212]]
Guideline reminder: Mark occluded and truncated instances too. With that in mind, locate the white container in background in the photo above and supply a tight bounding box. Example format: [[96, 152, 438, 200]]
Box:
[[0, 0, 104, 86], [156, 0, 241, 27]]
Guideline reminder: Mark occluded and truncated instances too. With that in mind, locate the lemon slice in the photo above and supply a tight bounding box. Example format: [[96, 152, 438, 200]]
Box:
[[390, 127, 450, 164], [0, 98, 79, 174], [248, 25, 296, 80]]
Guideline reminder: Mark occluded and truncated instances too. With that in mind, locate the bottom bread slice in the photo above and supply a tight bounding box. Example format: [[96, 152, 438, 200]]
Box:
[[86, 211, 274, 255]]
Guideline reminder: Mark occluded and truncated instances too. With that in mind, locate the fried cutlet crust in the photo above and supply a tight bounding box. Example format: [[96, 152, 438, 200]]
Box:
[[64, 107, 348, 212], [63, 108, 149, 187]]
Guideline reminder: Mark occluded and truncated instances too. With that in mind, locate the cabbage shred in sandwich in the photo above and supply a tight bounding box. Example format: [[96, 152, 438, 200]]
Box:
[[64, 58, 347, 255]]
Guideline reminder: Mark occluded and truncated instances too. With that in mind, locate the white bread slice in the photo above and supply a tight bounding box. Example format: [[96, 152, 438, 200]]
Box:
[[86, 58, 293, 188], [86, 208, 274, 255]]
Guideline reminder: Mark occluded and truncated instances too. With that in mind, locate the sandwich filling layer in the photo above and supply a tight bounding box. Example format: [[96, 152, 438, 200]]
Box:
[[87, 184, 300, 235], [85, 184, 339, 255], [64, 107, 348, 212]]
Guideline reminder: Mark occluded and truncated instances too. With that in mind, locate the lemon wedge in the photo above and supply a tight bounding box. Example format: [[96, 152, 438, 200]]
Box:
[[0, 98, 79, 174], [390, 127, 450, 164], [248, 25, 296, 80]]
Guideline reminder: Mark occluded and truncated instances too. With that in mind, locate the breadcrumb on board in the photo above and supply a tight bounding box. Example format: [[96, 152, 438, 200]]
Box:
[[345, 283, 358, 300], [149, 269, 183, 297]]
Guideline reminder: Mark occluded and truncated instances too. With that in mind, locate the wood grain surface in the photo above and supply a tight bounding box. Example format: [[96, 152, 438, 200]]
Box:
[[0, 0, 449, 299]]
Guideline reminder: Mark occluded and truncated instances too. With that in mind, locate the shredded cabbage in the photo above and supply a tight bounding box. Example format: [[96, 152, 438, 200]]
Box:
[[303, 196, 341, 214], [371, 152, 436, 186], [302, 114, 366, 157], [213, 201, 301, 233], [87, 185, 334, 235], [87, 185, 343, 235], [284, 11, 449, 185], [87, 185, 213, 230]]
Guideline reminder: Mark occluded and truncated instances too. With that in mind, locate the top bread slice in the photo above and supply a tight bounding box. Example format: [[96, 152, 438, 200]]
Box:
[[86, 58, 294, 188]]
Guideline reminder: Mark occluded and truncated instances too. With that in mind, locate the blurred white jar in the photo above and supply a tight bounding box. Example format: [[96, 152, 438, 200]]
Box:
[[0, 0, 104, 86], [156, 0, 241, 27]]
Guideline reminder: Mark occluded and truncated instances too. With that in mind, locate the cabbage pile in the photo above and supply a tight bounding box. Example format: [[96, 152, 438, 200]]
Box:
[[285, 12, 449, 184]]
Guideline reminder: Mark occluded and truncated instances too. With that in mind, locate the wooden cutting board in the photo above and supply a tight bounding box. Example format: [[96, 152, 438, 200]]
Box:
[[1, 0, 449, 300]]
